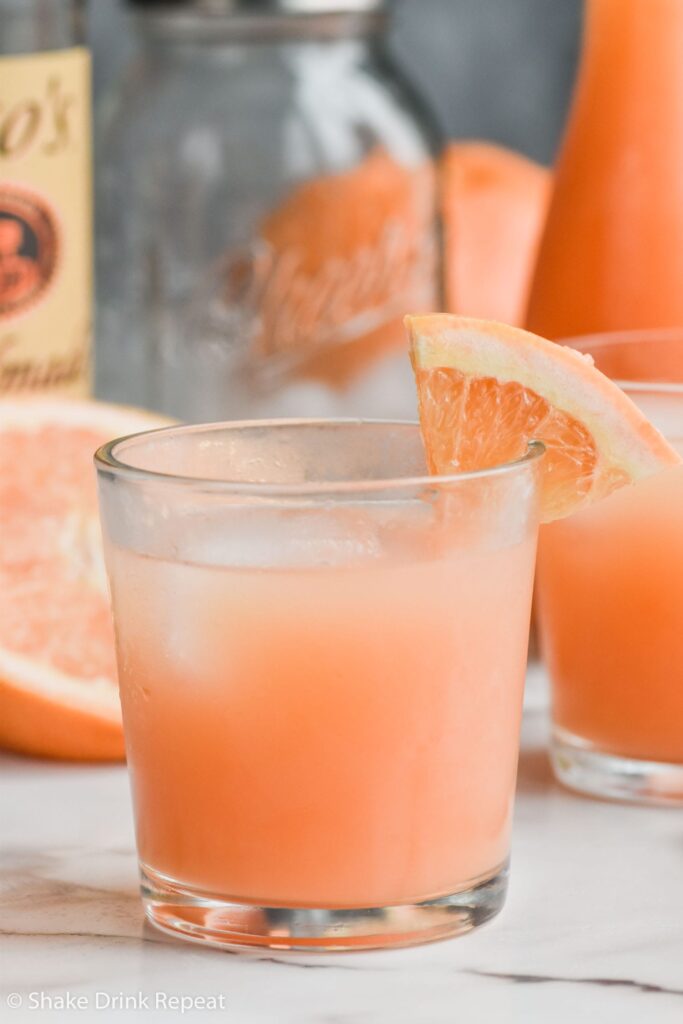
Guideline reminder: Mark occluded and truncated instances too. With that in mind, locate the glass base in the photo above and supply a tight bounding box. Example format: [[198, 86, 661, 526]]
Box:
[[141, 862, 509, 952], [552, 727, 683, 806]]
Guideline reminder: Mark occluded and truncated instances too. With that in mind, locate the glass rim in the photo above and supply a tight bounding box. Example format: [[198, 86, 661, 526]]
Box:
[[94, 418, 545, 497], [562, 328, 683, 395]]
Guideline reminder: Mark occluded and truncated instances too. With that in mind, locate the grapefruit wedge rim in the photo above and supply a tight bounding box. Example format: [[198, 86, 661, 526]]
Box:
[[407, 314, 682, 519]]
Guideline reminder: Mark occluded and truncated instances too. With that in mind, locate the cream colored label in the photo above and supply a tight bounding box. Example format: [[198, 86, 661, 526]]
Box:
[[0, 47, 91, 396]]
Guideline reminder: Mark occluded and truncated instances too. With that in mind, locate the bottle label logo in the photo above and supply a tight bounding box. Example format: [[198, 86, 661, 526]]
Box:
[[0, 185, 59, 319]]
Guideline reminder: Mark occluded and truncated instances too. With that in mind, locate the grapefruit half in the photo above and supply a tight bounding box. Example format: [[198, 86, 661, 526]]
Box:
[[0, 399, 168, 761]]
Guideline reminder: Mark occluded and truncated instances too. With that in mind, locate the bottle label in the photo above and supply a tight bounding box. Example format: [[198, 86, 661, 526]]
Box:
[[0, 47, 91, 396]]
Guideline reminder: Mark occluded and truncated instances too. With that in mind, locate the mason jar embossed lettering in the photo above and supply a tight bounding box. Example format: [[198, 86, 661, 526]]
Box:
[[96, 0, 440, 420]]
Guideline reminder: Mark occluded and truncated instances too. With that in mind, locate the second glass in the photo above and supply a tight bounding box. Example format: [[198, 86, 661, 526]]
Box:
[[96, 420, 541, 951], [537, 331, 683, 805]]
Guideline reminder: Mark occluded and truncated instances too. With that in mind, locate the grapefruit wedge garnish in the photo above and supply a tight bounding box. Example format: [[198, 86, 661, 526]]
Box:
[[407, 314, 681, 521], [0, 399, 168, 761]]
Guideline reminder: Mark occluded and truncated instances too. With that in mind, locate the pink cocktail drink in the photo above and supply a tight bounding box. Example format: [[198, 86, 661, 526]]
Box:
[[109, 539, 534, 910], [539, 463, 683, 765], [97, 421, 541, 949], [537, 332, 683, 803]]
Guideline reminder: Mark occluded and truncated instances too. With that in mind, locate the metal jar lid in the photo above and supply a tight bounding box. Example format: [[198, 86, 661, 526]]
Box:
[[126, 1, 386, 13]]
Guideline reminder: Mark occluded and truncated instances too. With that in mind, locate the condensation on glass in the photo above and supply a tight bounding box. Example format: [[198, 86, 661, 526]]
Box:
[[96, 420, 542, 951], [96, 0, 441, 421]]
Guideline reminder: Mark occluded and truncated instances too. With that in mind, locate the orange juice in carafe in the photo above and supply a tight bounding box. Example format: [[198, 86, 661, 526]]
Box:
[[527, 0, 683, 339]]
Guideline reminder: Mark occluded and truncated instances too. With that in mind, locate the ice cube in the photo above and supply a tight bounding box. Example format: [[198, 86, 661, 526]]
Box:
[[177, 505, 384, 569]]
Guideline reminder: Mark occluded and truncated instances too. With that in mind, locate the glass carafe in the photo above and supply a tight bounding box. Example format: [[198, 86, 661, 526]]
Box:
[[527, 0, 683, 340]]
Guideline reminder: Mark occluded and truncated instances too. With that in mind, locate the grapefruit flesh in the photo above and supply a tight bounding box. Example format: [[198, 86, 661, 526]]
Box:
[[253, 142, 550, 389], [407, 315, 681, 521], [259, 147, 435, 387], [441, 142, 551, 326], [0, 399, 167, 761]]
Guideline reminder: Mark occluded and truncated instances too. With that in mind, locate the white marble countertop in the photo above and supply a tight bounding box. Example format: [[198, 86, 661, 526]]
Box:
[[2, 669, 682, 1024]]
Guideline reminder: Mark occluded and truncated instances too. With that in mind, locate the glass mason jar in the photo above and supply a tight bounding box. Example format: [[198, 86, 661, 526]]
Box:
[[0, 0, 85, 53], [96, 0, 441, 421]]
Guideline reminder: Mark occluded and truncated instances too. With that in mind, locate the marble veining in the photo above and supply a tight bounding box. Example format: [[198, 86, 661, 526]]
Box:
[[2, 682, 683, 1023], [466, 970, 683, 997]]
